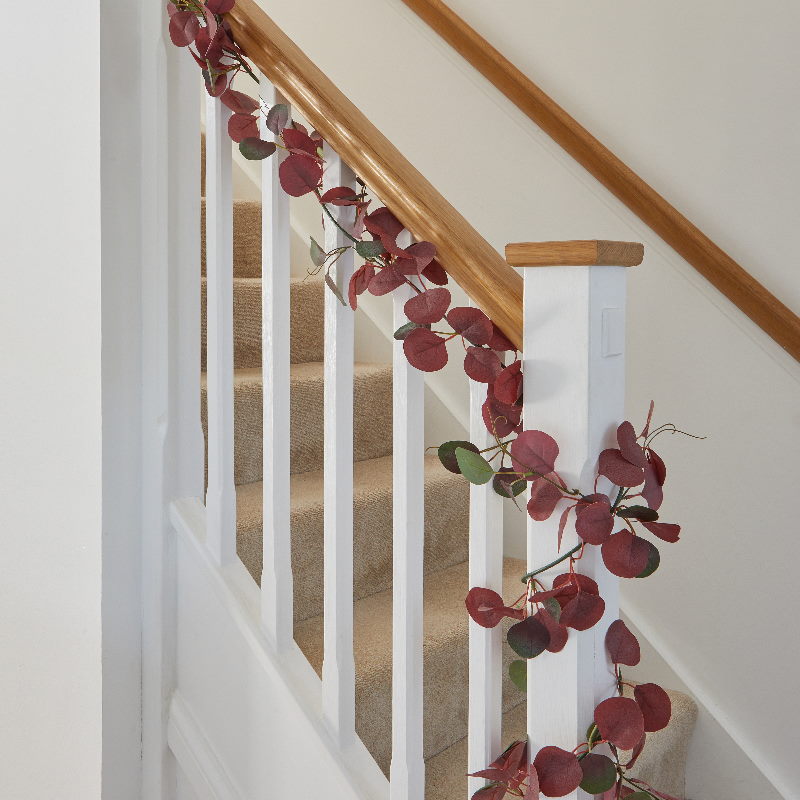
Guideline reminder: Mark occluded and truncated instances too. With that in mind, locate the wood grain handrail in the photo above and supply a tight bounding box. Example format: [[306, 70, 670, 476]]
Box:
[[398, 0, 800, 361], [506, 241, 643, 268], [228, 0, 524, 348]]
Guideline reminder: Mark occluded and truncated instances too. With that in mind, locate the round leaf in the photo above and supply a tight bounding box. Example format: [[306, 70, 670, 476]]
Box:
[[617, 421, 647, 467], [594, 696, 645, 750], [278, 153, 323, 196], [509, 660, 527, 692], [634, 683, 672, 732], [403, 328, 448, 372], [636, 539, 661, 578], [601, 531, 651, 579], [169, 10, 199, 46], [355, 239, 386, 260], [238, 138, 277, 161], [437, 440, 479, 474], [265, 103, 290, 134], [579, 753, 617, 794], [493, 467, 526, 498], [227, 113, 259, 143], [560, 591, 605, 631], [494, 360, 522, 404], [605, 619, 641, 666], [464, 346, 503, 383], [446, 306, 493, 346], [598, 448, 645, 487], [466, 587, 509, 628], [511, 430, 559, 477], [507, 615, 550, 659], [455, 448, 494, 486], [220, 89, 259, 115], [404, 287, 451, 324], [205, 0, 235, 12], [527, 477, 562, 522], [575, 499, 614, 544], [641, 521, 680, 543], [532, 746, 582, 797]]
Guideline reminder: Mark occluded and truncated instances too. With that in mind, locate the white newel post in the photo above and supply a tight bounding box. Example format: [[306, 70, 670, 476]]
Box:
[[204, 94, 236, 565], [321, 145, 357, 746], [521, 260, 629, 799]]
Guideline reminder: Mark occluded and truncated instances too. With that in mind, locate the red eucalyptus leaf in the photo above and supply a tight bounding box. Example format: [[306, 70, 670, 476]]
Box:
[[605, 619, 641, 666], [634, 683, 672, 732], [527, 477, 562, 522], [648, 448, 667, 485], [575, 499, 614, 545], [535, 608, 568, 653], [238, 138, 277, 161], [220, 89, 259, 115], [167, 3, 178, 17], [282, 127, 318, 156], [594, 696, 645, 750], [601, 531, 651, 578], [465, 587, 524, 629], [364, 206, 403, 242], [488, 327, 516, 353], [202, 69, 228, 97], [494, 360, 522, 405], [464, 347, 504, 383], [404, 288, 451, 324], [507, 615, 550, 659], [532, 747, 582, 798], [447, 306, 494, 346], [406, 241, 437, 270], [367, 265, 406, 296], [278, 153, 323, 196], [227, 113, 259, 143], [641, 459, 664, 511], [403, 328, 448, 372], [598, 448, 645, 487], [482, 387, 522, 438], [523, 765, 540, 799], [348, 264, 375, 309], [625, 732, 647, 769], [511, 430, 559, 477], [471, 785, 507, 800], [553, 572, 599, 596], [557, 504, 573, 551], [265, 103, 290, 135], [319, 185, 361, 205], [560, 591, 605, 631], [641, 521, 680, 543], [422, 257, 448, 285], [617, 421, 647, 468], [205, 0, 235, 12], [169, 10, 200, 46]]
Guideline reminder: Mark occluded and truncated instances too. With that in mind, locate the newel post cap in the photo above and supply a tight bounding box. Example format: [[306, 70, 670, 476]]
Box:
[[505, 240, 644, 268]]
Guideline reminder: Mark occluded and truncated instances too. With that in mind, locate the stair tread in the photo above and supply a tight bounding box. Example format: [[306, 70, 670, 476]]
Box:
[[201, 360, 392, 383]]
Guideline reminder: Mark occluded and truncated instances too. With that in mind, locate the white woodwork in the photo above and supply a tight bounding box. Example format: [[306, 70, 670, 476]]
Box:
[[389, 273, 426, 800], [259, 77, 294, 651], [522, 265, 626, 799], [467, 358, 504, 796], [204, 95, 236, 565], [321, 145, 357, 745]]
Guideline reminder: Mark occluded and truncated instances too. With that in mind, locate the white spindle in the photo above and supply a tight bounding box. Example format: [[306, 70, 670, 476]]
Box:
[[390, 274, 426, 800], [205, 94, 236, 565], [260, 77, 294, 651], [467, 364, 504, 796], [321, 146, 357, 745], [522, 263, 626, 799]]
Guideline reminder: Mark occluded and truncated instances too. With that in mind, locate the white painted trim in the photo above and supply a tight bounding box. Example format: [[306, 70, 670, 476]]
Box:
[[168, 693, 246, 800]]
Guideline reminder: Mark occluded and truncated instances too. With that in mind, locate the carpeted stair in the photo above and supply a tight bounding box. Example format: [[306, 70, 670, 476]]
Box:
[[200, 195, 699, 799]]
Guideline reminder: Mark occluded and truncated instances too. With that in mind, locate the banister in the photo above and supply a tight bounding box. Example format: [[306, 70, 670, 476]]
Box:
[[506, 240, 643, 268], [227, 0, 524, 349], [397, 0, 800, 362]]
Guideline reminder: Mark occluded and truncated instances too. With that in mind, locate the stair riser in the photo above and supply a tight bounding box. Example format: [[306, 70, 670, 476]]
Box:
[[201, 278, 325, 370]]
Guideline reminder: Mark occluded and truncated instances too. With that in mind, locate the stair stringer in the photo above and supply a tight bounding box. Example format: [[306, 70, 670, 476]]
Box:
[[169, 498, 389, 800]]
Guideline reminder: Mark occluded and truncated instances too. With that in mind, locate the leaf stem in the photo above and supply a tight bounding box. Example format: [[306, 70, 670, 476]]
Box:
[[520, 544, 582, 583]]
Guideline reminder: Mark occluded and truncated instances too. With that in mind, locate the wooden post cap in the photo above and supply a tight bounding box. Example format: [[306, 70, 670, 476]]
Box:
[[505, 240, 644, 268]]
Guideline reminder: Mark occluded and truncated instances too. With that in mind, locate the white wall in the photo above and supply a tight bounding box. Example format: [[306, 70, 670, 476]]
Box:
[[249, 1, 799, 797]]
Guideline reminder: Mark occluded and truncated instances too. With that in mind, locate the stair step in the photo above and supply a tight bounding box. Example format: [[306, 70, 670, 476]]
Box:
[[201, 198, 262, 279], [201, 277, 325, 370], [294, 558, 527, 775], [201, 362, 394, 485], [235, 453, 470, 622], [425, 685, 697, 800]]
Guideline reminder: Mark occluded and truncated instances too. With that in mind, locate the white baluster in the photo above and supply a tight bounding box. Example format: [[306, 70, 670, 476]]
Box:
[[260, 77, 294, 650], [521, 262, 627, 799], [321, 145, 357, 745], [205, 94, 236, 565], [390, 270, 426, 800], [467, 353, 504, 796]]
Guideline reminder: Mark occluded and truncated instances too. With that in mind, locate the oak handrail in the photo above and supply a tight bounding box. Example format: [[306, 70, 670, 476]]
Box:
[[398, 0, 800, 362], [227, 0, 524, 348], [506, 241, 643, 269]]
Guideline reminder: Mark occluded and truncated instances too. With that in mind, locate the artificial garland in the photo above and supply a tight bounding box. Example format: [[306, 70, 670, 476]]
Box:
[[167, 3, 693, 797]]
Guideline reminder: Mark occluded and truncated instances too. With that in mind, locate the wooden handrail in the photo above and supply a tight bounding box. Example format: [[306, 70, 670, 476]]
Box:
[[227, 0, 524, 348], [506, 241, 643, 269], [398, 0, 800, 362]]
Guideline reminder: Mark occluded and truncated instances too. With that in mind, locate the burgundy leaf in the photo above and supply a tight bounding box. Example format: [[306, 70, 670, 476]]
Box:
[[447, 306, 494, 346], [535, 608, 568, 653], [227, 113, 259, 143], [202, 69, 228, 97], [205, 0, 235, 12], [641, 459, 664, 511], [348, 264, 375, 309], [464, 347, 504, 383], [557, 504, 573, 551], [364, 206, 403, 241], [553, 572, 599, 596], [594, 696, 645, 750], [282, 127, 318, 156], [641, 521, 680, 543], [265, 103, 290, 135], [527, 477, 562, 522], [403, 328, 449, 372], [169, 10, 199, 46], [278, 153, 323, 196], [560, 591, 605, 631], [470, 785, 507, 800], [532, 747, 582, 798], [511, 430, 559, 477], [404, 288, 451, 324], [482, 387, 522, 438], [422, 257, 448, 285], [238, 138, 277, 161], [488, 327, 516, 352], [601, 531, 651, 578], [605, 619, 641, 666], [625, 732, 647, 769], [367, 265, 406, 296], [405, 241, 437, 270], [319, 186, 360, 205], [575, 499, 614, 545], [466, 587, 524, 629], [617, 421, 647, 467], [634, 683, 672, 732], [648, 448, 667, 485], [220, 89, 259, 114], [598, 448, 645, 487], [494, 360, 522, 405], [507, 615, 551, 659], [523, 765, 540, 799]]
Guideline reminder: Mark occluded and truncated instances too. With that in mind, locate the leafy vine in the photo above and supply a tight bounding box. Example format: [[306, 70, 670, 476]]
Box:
[[167, 3, 694, 797]]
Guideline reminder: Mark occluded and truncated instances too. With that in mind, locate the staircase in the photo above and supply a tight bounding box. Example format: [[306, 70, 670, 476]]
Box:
[[199, 197, 699, 799]]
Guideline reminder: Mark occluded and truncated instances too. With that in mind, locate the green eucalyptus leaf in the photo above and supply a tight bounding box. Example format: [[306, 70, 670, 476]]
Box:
[[455, 447, 494, 485], [543, 597, 562, 622], [509, 660, 527, 692], [238, 138, 277, 161], [578, 753, 617, 794], [438, 440, 479, 473], [636, 541, 661, 578], [355, 239, 386, 259], [394, 321, 423, 341], [617, 505, 659, 522], [310, 237, 326, 268]]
